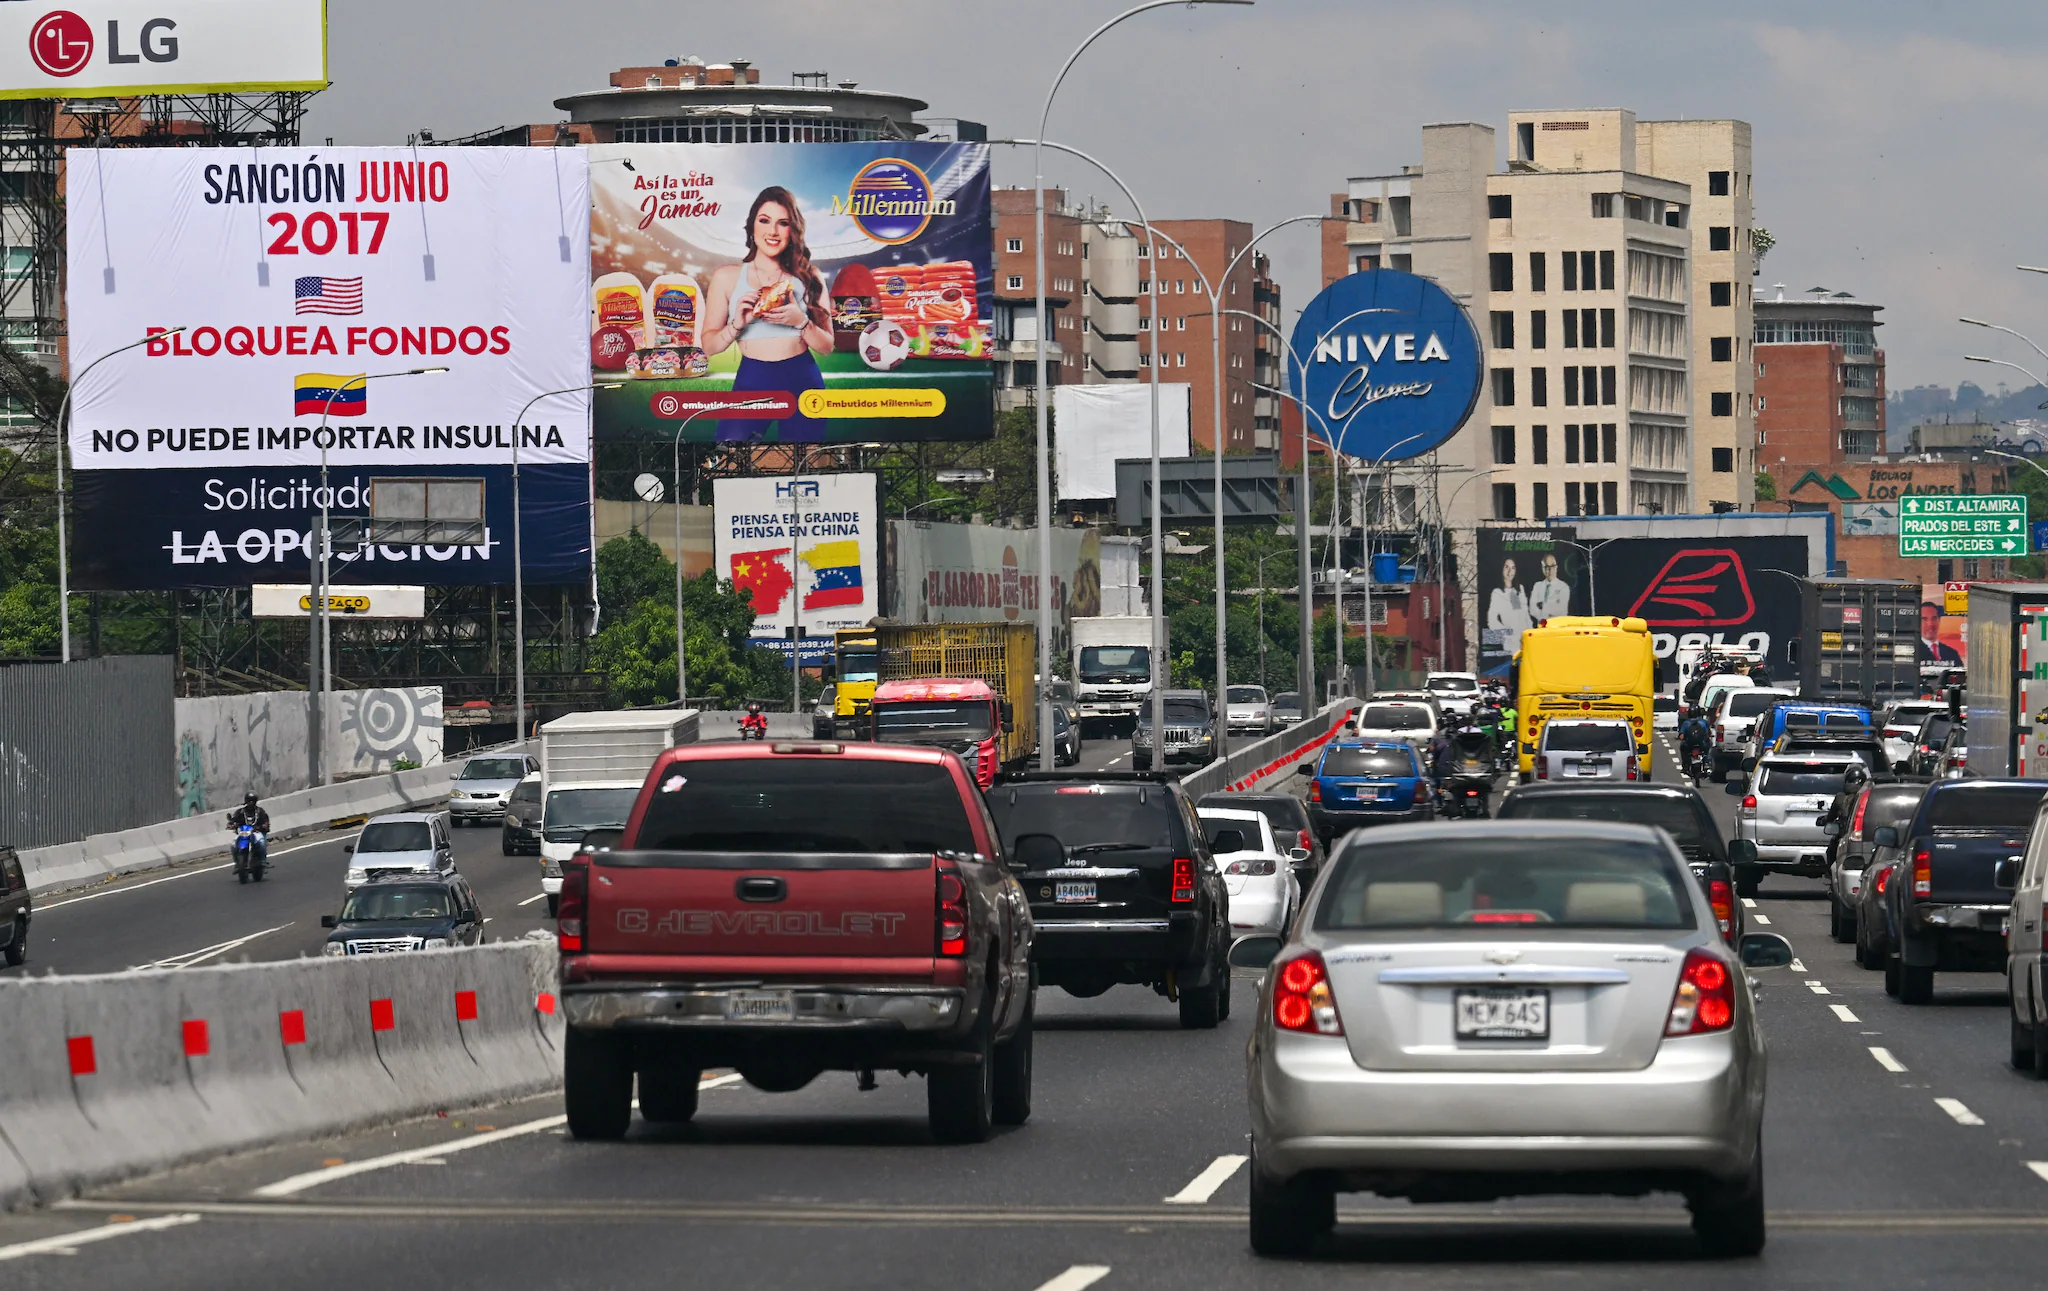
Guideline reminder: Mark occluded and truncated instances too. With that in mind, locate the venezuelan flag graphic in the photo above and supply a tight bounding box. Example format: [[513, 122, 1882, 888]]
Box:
[[295, 373, 368, 417], [801, 539, 865, 610]]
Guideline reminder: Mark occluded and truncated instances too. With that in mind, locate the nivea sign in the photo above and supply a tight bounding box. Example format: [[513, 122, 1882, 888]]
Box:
[[1287, 269, 1482, 462]]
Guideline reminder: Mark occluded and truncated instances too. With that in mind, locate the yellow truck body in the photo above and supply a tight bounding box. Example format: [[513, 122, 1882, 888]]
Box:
[[875, 622, 1038, 768], [1514, 615, 1657, 776], [831, 628, 880, 736]]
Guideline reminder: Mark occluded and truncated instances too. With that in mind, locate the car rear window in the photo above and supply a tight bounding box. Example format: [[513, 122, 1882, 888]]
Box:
[[1654, 694, 1678, 713], [1759, 764, 1852, 796], [1497, 793, 1710, 857], [1926, 785, 2048, 830], [1315, 834, 1695, 930], [1727, 692, 1777, 717], [1543, 723, 1632, 752], [633, 760, 976, 854], [1200, 815, 1265, 852], [1358, 706, 1429, 730], [1198, 795, 1309, 838], [988, 783, 1183, 853], [1321, 748, 1415, 777], [1861, 787, 1925, 835], [1920, 715, 1954, 743], [1227, 687, 1265, 703], [357, 821, 431, 852], [1429, 676, 1478, 692]]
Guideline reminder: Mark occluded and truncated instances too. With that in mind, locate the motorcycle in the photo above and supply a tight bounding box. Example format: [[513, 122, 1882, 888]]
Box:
[[233, 822, 268, 883], [1437, 732, 1497, 819], [1681, 742, 1709, 784], [739, 710, 770, 741]]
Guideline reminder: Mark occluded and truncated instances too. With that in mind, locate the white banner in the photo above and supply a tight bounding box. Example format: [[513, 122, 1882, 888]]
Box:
[[1053, 383, 1192, 500], [0, 0, 324, 98], [713, 474, 879, 651], [66, 147, 591, 469]]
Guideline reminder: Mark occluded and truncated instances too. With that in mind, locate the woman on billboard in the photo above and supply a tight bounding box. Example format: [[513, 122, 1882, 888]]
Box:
[[703, 186, 834, 442]]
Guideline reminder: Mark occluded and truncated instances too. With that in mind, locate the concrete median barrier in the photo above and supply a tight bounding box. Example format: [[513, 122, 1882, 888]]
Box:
[[0, 939, 561, 1209], [1178, 700, 1358, 800]]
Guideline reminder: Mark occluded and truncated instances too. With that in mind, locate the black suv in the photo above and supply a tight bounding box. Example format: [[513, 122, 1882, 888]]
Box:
[[1494, 781, 1744, 944], [320, 872, 487, 955], [0, 846, 28, 967], [988, 770, 1232, 1028]]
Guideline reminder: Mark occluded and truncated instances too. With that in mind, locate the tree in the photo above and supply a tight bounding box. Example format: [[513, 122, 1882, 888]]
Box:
[[589, 531, 792, 707], [1753, 471, 1777, 502]]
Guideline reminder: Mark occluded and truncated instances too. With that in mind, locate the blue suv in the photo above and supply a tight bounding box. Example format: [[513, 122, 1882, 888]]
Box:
[[1298, 740, 1431, 842]]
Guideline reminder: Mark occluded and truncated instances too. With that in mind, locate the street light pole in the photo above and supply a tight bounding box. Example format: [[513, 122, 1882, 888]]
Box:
[[1031, 0, 1249, 772], [665, 398, 777, 712], [1433, 468, 1496, 670], [53, 327, 186, 663]]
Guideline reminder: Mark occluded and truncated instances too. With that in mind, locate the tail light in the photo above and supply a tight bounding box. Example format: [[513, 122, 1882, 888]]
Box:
[[1172, 857, 1196, 903], [936, 857, 969, 956], [1273, 950, 1344, 1035], [556, 855, 589, 953], [1912, 846, 1932, 897], [1297, 828, 1314, 854], [1851, 792, 1869, 835], [1307, 780, 1322, 803], [1412, 780, 1429, 805], [1715, 725, 1725, 742], [1741, 794, 1757, 810], [1665, 948, 1736, 1035], [1875, 865, 1891, 894], [1626, 757, 1640, 781], [1708, 877, 1735, 939], [1537, 757, 1549, 780], [1224, 857, 1278, 876]]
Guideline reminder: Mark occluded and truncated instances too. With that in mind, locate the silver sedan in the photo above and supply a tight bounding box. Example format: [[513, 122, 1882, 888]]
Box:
[[1231, 819, 1792, 1258]]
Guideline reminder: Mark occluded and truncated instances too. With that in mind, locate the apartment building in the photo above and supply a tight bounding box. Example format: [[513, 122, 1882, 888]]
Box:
[[991, 187, 1086, 405], [1753, 286, 1886, 466]]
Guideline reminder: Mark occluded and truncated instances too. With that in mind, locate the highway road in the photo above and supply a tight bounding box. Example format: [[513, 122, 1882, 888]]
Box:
[[7, 729, 2048, 1287]]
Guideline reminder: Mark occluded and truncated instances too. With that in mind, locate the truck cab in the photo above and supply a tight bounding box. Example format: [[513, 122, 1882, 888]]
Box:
[[1072, 615, 1154, 729], [831, 629, 881, 739], [870, 677, 1013, 790]]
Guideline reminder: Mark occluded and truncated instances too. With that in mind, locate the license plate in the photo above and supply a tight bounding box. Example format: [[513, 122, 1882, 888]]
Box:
[[1455, 988, 1550, 1040], [725, 991, 795, 1022], [1572, 762, 1604, 777], [1056, 881, 1097, 904]]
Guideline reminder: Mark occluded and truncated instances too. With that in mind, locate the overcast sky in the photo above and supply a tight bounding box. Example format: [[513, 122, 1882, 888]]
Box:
[[306, 0, 2048, 395]]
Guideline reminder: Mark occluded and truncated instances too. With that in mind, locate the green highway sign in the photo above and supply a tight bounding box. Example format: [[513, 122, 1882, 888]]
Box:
[[1899, 494, 2029, 557]]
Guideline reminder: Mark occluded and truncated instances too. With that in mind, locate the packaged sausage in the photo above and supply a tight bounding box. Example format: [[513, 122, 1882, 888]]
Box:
[[592, 272, 649, 345], [648, 272, 702, 348], [831, 262, 880, 353]]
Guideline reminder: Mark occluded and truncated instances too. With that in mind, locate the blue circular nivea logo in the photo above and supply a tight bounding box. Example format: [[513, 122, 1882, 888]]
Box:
[[847, 159, 937, 245], [1286, 269, 1483, 462]]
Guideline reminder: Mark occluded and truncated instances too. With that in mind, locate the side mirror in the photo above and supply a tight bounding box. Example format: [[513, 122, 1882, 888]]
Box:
[[1874, 826, 1900, 848], [449, 767, 460, 778], [319, 914, 338, 929], [579, 827, 624, 853], [1295, 762, 1315, 776], [1738, 931, 1796, 969], [1723, 780, 1745, 796], [1996, 857, 2022, 890], [1210, 828, 1246, 855], [1727, 838, 1758, 865], [1012, 832, 1067, 873], [1822, 820, 1841, 837], [343, 843, 355, 854], [1228, 934, 1283, 971], [1741, 756, 1757, 772], [1288, 846, 1311, 862]]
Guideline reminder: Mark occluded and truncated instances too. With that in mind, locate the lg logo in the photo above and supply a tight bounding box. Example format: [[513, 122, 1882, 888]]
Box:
[[30, 10, 178, 78]]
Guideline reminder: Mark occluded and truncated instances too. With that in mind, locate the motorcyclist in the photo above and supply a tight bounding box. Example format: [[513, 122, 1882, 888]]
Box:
[[1820, 762, 1871, 866], [741, 701, 768, 737], [226, 792, 270, 873], [1679, 706, 1713, 779]]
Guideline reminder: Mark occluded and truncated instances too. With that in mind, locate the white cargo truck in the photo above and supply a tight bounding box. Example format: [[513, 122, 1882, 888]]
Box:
[[1071, 615, 1154, 728], [536, 710, 699, 913]]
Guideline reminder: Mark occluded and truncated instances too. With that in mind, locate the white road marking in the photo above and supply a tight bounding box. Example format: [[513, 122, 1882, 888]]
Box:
[[1032, 1267, 1112, 1291], [38, 834, 356, 912], [0, 1213, 201, 1261], [2028, 1162, 2048, 1184], [1752, 913, 1771, 925], [1870, 1046, 1908, 1073], [254, 1115, 567, 1197], [1790, 959, 1806, 972], [129, 923, 294, 972], [517, 892, 548, 907], [1829, 1004, 1860, 1022], [1106, 755, 1127, 766], [1935, 1097, 1985, 1126], [1740, 897, 1757, 909], [1164, 1153, 1248, 1204], [1805, 980, 1830, 995], [699, 1073, 744, 1090]]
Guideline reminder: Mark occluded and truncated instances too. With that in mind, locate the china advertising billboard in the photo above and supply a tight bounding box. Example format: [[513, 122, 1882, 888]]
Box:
[[63, 146, 593, 589], [0, 0, 325, 98], [713, 473, 880, 663], [588, 141, 993, 446]]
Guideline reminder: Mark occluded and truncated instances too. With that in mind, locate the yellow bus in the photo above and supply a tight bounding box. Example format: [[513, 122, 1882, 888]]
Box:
[[1513, 615, 1657, 779]]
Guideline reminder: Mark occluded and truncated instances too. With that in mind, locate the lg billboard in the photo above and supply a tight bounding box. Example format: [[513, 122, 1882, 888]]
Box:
[[0, 0, 325, 98]]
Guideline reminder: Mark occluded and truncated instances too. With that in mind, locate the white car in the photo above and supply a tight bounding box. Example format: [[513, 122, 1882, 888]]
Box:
[[1226, 685, 1275, 737], [1694, 674, 1756, 727], [345, 812, 455, 890], [1423, 671, 1481, 719], [1708, 687, 1795, 782], [1879, 701, 1943, 772], [1534, 718, 1638, 782], [1199, 806, 1301, 937], [1348, 701, 1437, 751], [1653, 693, 1680, 732]]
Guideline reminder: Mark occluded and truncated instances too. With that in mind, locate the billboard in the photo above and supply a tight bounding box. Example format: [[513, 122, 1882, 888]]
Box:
[[1287, 268, 1483, 462], [587, 141, 993, 446], [1920, 582, 1967, 664], [0, 0, 325, 98], [1593, 536, 1814, 667], [1052, 384, 1192, 500], [1475, 526, 1584, 676], [713, 473, 879, 663], [887, 519, 1104, 662]]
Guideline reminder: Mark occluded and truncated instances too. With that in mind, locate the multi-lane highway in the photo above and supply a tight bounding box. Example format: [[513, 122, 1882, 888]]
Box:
[[4, 730, 2046, 1288]]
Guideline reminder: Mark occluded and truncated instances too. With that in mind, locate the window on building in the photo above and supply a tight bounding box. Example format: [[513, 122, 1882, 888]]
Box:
[[1563, 311, 1579, 349], [1562, 253, 1578, 292], [1580, 251, 1598, 290], [1492, 425, 1516, 465], [1564, 368, 1580, 406], [1489, 252, 1514, 292], [1710, 281, 1732, 307], [1530, 310, 1547, 349], [1709, 226, 1732, 252], [1489, 194, 1513, 219], [1711, 391, 1734, 417], [1712, 447, 1734, 472], [1176, 352, 1187, 367], [1601, 423, 1617, 463], [1532, 482, 1550, 519], [1493, 483, 1518, 520], [1138, 243, 1149, 257], [1006, 238, 1023, 253], [1664, 206, 1687, 229], [1139, 279, 1150, 294], [1139, 353, 1150, 367], [1491, 311, 1515, 350], [1600, 308, 1616, 347], [1591, 193, 1616, 219], [1491, 368, 1515, 407], [1708, 171, 1730, 197], [1526, 367, 1545, 407], [1582, 424, 1599, 464], [1529, 252, 1546, 292], [1531, 425, 1549, 464], [1602, 481, 1618, 515], [1565, 481, 1582, 514], [1963, 559, 1981, 579], [1600, 366, 1616, 405], [1177, 317, 1188, 331], [1356, 253, 1381, 272], [1599, 250, 1615, 290], [1565, 422, 1581, 464], [1138, 317, 1149, 331], [1007, 275, 1024, 290], [1711, 336, 1732, 362]]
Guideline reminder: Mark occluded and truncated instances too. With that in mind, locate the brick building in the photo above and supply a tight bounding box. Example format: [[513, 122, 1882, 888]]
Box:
[[991, 188, 1086, 402], [1754, 287, 1886, 467]]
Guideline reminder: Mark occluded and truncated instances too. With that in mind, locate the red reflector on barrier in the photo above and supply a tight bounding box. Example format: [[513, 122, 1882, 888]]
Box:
[[370, 998, 395, 1032], [279, 1009, 307, 1046], [455, 990, 478, 1022], [182, 1019, 210, 1057], [536, 992, 557, 1015], [67, 1035, 95, 1076]]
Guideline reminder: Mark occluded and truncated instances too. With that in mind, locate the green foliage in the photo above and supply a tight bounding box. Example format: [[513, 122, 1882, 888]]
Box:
[[1753, 471, 1777, 502], [589, 531, 807, 708]]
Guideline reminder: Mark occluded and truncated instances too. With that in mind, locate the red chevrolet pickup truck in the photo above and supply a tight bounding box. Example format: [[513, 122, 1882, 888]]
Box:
[[556, 739, 1036, 1143]]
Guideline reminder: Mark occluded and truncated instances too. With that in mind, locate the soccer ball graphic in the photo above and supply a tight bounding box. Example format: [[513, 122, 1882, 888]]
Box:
[[859, 319, 911, 371]]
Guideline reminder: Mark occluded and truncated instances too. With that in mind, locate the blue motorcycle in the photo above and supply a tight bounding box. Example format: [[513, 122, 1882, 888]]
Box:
[[233, 822, 269, 884]]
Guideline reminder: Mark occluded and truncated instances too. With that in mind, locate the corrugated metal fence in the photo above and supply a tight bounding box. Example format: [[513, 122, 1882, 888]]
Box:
[[0, 657, 175, 849]]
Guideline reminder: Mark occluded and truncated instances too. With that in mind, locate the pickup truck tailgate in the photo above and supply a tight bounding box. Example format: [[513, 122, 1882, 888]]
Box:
[[1921, 832, 2027, 906]]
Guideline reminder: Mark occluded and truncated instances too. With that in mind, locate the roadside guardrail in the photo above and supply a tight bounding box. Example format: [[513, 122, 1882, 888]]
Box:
[[1177, 699, 1357, 799]]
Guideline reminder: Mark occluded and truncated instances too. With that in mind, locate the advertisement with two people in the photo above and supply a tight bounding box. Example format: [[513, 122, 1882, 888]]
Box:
[[1476, 527, 1585, 675]]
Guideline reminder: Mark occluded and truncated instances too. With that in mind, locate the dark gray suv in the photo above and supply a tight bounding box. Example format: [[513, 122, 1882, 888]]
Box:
[[1132, 689, 1216, 770]]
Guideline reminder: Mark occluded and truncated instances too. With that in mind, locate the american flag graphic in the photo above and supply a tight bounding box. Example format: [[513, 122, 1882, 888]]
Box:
[[294, 276, 363, 316]]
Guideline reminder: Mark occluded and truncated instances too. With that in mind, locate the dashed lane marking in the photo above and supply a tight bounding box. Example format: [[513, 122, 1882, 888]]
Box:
[[1870, 1047, 1908, 1073], [0, 1213, 201, 1261], [1033, 1267, 1112, 1291], [1791, 959, 1807, 972], [1741, 897, 1757, 909], [1805, 980, 1830, 995], [2029, 1163, 2048, 1185], [1753, 914, 1772, 925], [517, 893, 548, 907], [1830, 1004, 1860, 1022], [1164, 1154, 1248, 1204], [1936, 1098, 1985, 1126], [253, 1116, 568, 1197]]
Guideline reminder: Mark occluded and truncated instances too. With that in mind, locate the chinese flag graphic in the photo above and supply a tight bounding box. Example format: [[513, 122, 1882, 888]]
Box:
[[729, 549, 795, 616]]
